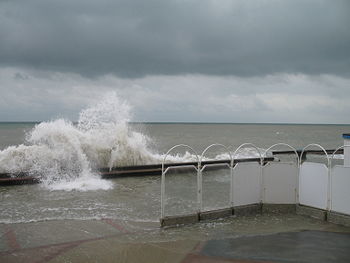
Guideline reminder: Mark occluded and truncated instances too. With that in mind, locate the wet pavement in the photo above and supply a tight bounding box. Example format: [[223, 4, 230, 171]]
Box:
[[1, 213, 350, 263], [199, 231, 350, 263]]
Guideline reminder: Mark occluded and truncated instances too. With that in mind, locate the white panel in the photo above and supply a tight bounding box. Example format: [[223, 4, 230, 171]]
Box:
[[331, 166, 350, 215], [263, 162, 297, 204], [233, 162, 261, 206], [299, 162, 328, 210]]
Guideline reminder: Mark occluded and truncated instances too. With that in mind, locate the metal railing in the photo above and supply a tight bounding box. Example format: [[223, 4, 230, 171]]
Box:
[[160, 142, 349, 222]]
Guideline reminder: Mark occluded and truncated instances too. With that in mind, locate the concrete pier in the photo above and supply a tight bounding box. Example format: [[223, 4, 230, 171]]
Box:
[[0, 157, 273, 186]]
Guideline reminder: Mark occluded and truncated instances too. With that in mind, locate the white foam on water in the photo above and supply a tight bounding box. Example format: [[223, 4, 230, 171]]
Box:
[[214, 147, 267, 160], [43, 174, 114, 192], [0, 92, 160, 191], [332, 154, 344, 159]]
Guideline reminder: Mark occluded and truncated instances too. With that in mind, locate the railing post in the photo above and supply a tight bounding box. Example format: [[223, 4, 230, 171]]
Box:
[[161, 170, 165, 219], [230, 160, 234, 208], [198, 163, 202, 213]]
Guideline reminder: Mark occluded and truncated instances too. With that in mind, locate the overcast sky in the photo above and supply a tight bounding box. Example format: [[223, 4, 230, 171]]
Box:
[[0, 0, 349, 123]]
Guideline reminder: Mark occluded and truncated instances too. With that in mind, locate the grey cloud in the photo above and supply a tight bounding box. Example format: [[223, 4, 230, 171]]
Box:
[[0, 68, 349, 123], [0, 0, 349, 77]]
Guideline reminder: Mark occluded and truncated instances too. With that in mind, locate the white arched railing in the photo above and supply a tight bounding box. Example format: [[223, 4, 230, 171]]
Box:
[[159, 142, 350, 226], [264, 143, 299, 161], [199, 144, 233, 211], [299, 144, 330, 210], [263, 143, 299, 204], [161, 144, 200, 219], [232, 143, 263, 206], [299, 144, 330, 167]]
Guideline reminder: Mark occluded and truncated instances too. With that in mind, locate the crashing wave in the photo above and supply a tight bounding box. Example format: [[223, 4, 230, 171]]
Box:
[[0, 93, 159, 190]]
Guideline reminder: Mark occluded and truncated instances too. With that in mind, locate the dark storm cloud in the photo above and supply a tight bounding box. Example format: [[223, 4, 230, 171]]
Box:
[[0, 0, 349, 77]]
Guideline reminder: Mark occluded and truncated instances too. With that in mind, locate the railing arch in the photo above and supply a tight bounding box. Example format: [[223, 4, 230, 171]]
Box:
[[264, 143, 299, 163], [200, 143, 233, 164], [330, 145, 348, 165], [232, 143, 263, 161], [299, 144, 330, 167]]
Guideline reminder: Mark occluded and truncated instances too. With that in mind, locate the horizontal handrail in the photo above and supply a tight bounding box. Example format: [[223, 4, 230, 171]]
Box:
[[272, 149, 343, 156]]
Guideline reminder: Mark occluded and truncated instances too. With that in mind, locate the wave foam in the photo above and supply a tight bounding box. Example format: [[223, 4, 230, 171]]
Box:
[[0, 92, 159, 191]]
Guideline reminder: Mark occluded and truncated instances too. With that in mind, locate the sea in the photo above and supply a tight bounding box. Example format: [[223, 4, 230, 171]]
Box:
[[0, 95, 349, 224]]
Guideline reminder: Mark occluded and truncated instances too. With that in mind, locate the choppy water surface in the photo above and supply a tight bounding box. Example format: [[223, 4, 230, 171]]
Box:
[[0, 94, 349, 223]]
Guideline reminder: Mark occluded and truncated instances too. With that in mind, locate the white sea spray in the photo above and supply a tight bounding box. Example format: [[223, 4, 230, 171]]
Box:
[[0, 93, 160, 191]]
